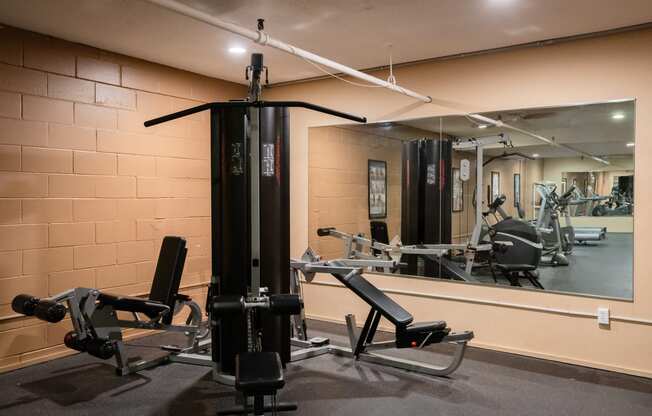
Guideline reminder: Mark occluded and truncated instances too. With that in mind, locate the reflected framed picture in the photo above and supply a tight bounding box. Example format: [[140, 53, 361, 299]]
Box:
[[513, 173, 521, 207], [452, 168, 463, 212], [491, 171, 500, 202], [368, 160, 387, 219]]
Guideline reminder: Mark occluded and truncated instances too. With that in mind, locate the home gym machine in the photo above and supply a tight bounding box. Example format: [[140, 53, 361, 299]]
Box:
[[143, 53, 367, 415]]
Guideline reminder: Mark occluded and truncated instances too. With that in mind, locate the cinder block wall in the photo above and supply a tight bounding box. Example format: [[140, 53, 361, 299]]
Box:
[[308, 126, 402, 259], [0, 26, 246, 372]]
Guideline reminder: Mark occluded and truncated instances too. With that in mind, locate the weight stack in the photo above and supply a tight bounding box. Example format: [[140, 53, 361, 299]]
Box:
[[210, 106, 290, 375], [400, 139, 453, 277]]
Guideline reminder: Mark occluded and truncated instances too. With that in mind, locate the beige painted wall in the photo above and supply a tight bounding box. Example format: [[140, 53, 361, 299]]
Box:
[[308, 126, 401, 259], [543, 156, 634, 191], [266, 28, 652, 377], [0, 26, 245, 373]]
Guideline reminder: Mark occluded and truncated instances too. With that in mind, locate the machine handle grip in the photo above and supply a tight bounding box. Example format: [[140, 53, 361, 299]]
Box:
[[269, 294, 302, 315], [317, 227, 335, 237], [561, 184, 577, 200], [489, 194, 507, 210], [211, 295, 244, 317]]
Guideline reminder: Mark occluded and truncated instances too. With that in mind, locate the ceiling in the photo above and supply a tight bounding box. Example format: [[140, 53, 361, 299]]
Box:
[[346, 100, 636, 160], [0, 0, 651, 84]]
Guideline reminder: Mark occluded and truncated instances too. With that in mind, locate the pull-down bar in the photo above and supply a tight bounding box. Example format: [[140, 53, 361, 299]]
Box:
[[144, 100, 366, 127]]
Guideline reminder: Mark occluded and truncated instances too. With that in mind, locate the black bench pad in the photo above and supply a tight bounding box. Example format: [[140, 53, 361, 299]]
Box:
[[236, 352, 284, 394], [329, 260, 413, 327], [98, 293, 170, 319], [405, 321, 447, 334], [495, 264, 537, 273]]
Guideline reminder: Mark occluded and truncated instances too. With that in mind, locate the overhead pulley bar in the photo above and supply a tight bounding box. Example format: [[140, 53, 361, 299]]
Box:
[[144, 100, 366, 127]]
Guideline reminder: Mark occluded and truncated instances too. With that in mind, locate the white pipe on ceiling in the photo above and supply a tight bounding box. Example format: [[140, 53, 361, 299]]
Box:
[[146, 0, 433, 103], [468, 113, 610, 165]]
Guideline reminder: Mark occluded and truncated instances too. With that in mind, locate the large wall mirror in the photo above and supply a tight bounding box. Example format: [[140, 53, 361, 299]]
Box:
[[308, 100, 634, 299]]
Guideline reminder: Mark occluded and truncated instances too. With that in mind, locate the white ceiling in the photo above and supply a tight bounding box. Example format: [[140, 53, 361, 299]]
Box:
[[0, 0, 651, 85], [349, 100, 636, 159]]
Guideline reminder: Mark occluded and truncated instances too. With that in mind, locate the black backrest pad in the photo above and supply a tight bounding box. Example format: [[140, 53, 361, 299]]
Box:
[[370, 221, 389, 244], [329, 260, 413, 327], [148, 236, 187, 310]]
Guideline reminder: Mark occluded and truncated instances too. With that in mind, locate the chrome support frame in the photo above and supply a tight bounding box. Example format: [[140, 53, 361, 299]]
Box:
[[38, 287, 212, 376], [288, 258, 473, 378]]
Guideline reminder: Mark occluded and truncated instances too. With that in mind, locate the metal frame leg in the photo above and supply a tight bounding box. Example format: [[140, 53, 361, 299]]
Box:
[[353, 309, 377, 357]]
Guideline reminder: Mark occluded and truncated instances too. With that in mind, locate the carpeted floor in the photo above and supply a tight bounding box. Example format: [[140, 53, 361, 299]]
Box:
[[0, 319, 650, 415]]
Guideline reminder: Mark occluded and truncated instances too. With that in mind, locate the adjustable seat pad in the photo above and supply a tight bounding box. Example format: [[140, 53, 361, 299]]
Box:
[[96, 236, 187, 322], [405, 321, 447, 334], [148, 236, 188, 325], [329, 260, 413, 327], [97, 294, 170, 319], [495, 264, 538, 273], [236, 352, 285, 394]]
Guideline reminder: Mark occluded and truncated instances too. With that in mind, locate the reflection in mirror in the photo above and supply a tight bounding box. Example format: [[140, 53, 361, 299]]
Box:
[[308, 100, 634, 299]]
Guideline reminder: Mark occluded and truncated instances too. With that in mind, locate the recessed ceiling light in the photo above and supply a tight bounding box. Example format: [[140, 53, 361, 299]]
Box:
[[532, 153, 540, 158], [626, 142, 635, 147], [228, 46, 246, 54], [612, 113, 625, 120], [477, 124, 488, 129]]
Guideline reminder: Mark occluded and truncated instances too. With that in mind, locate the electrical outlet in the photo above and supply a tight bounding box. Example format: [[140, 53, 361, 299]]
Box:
[[597, 307, 610, 325]]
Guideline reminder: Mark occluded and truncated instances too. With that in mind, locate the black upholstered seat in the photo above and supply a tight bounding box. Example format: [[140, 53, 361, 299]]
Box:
[[494, 264, 537, 273], [236, 352, 285, 394], [97, 294, 170, 319], [405, 321, 447, 334], [97, 236, 188, 322]]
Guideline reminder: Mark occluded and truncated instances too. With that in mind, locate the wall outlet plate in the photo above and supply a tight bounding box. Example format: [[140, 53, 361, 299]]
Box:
[[597, 307, 610, 325]]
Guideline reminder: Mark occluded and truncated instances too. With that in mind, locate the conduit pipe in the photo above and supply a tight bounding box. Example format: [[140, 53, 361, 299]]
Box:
[[146, 0, 432, 103], [469, 113, 610, 165]]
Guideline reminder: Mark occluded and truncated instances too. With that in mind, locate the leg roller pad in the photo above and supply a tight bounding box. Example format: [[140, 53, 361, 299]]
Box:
[[34, 300, 67, 323], [11, 294, 40, 316]]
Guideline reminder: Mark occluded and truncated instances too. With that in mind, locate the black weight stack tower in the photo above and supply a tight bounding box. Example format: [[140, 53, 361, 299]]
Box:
[[400, 139, 453, 276], [144, 54, 366, 378]]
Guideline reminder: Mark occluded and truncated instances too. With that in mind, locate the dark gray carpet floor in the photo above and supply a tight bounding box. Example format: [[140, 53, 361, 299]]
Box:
[[470, 232, 633, 298], [1, 319, 650, 416]]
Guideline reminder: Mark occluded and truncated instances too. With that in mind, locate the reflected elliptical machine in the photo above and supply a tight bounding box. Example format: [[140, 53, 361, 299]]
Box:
[[533, 182, 577, 266]]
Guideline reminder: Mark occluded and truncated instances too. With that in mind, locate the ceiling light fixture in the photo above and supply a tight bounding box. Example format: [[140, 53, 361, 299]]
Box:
[[626, 142, 635, 147], [228, 46, 246, 54], [532, 153, 540, 158], [477, 124, 488, 129], [612, 113, 625, 120]]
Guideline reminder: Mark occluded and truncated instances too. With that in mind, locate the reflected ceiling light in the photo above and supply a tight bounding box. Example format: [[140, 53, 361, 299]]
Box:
[[612, 113, 625, 120], [228, 46, 246, 54], [477, 124, 488, 129], [532, 153, 540, 158], [626, 142, 635, 147]]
